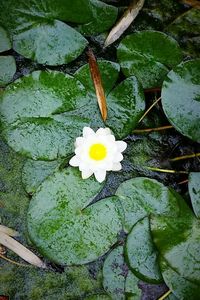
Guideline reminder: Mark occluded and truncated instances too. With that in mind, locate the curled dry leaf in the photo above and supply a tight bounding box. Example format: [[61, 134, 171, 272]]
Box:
[[87, 49, 107, 121], [0, 232, 47, 269], [104, 0, 145, 47], [0, 224, 19, 237]]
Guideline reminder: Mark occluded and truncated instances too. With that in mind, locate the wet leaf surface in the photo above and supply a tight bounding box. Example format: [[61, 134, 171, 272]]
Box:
[[0, 27, 11, 52], [189, 172, 200, 218], [125, 217, 163, 283], [115, 177, 181, 232], [117, 30, 182, 88], [161, 59, 200, 142], [27, 168, 122, 265], [0, 56, 16, 87]]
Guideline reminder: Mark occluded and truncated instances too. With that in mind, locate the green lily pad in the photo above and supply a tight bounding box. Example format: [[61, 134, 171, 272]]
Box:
[[27, 167, 122, 265], [161, 59, 200, 142], [165, 8, 200, 58], [0, 70, 91, 160], [13, 20, 88, 66], [22, 159, 64, 194], [0, 0, 118, 65], [0, 56, 16, 87], [125, 272, 141, 300], [74, 60, 120, 95], [0, 26, 11, 52], [189, 172, 200, 218], [103, 245, 126, 300], [160, 258, 200, 300], [125, 217, 163, 283], [117, 30, 183, 88], [115, 177, 181, 232], [77, 0, 118, 35], [0, 69, 145, 159], [150, 205, 200, 285]]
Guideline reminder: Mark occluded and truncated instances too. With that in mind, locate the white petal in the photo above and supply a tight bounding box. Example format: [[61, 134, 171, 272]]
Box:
[[83, 127, 95, 138], [75, 137, 84, 147], [116, 141, 127, 152], [94, 170, 107, 183], [81, 169, 93, 179], [69, 156, 80, 167], [96, 128, 112, 136], [112, 162, 122, 171], [113, 153, 123, 162]]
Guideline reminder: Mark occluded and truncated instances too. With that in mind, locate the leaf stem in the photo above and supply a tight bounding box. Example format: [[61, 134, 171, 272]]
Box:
[[133, 125, 173, 133], [0, 253, 29, 268], [170, 153, 200, 161], [147, 167, 188, 174], [158, 289, 172, 300], [139, 97, 161, 123]]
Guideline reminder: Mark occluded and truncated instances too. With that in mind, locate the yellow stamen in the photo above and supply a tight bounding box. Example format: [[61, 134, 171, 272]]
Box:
[[89, 143, 107, 161]]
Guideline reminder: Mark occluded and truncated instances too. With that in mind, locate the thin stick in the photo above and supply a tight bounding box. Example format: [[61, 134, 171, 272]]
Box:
[[87, 49, 107, 121], [0, 253, 29, 268], [178, 179, 189, 185], [133, 125, 173, 133], [158, 289, 172, 300], [147, 167, 188, 174], [139, 97, 161, 123], [170, 153, 200, 162]]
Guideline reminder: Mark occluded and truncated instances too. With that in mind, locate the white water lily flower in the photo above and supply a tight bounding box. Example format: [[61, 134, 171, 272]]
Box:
[[69, 127, 127, 183]]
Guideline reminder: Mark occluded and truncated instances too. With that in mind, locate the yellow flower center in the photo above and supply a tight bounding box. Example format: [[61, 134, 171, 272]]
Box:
[[89, 143, 107, 161]]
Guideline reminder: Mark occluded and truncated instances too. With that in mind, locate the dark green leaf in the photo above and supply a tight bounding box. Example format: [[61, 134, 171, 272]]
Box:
[[27, 167, 122, 265], [161, 59, 200, 142], [103, 245, 126, 300], [22, 159, 63, 194], [0, 26, 11, 52], [150, 205, 200, 284], [77, 0, 118, 35], [125, 271, 141, 300], [115, 177, 181, 232], [84, 295, 111, 300], [0, 70, 90, 160], [117, 30, 183, 88], [189, 172, 200, 218], [13, 20, 88, 65], [0, 56, 16, 87], [74, 60, 120, 96], [125, 217, 163, 283], [160, 258, 200, 300], [165, 8, 200, 58]]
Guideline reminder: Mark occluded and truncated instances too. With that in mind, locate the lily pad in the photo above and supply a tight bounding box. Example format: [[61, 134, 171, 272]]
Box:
[[27, 167, 122, 265], [160, 258, 200, 300], [125, 272, 142, 300], [77, 0, 118, 35], [74, 60, 120, 95], [0, 69, 145, 159], [0, 0, 118, 65], [0, 70, 90, 160], [125, 217, 163, 283], [103, 245, 126, 300], [161, 59, 200, 142], [150, 206, 200, 285], [115, 177, 181, 232], [117, 30, 183, 88], [13, 20, 88, 66], [22, 159, 63, 194], [189, 172, 200, 218], [0, 56, 16, 87], [0, 26, 11, 52]]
